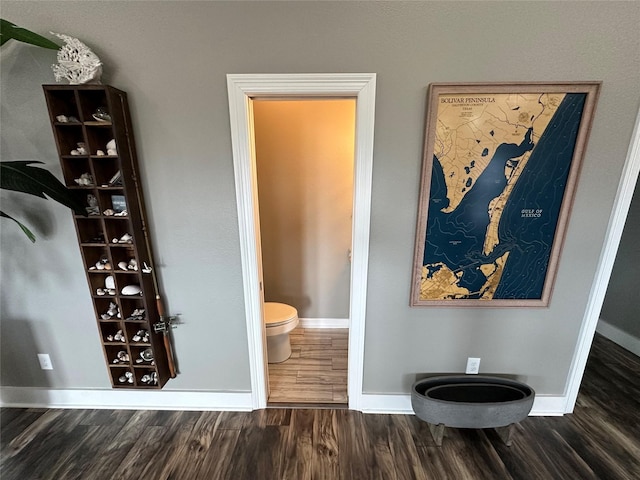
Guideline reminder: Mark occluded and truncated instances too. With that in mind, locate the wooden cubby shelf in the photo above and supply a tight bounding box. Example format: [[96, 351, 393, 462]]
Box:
[[44, 84, 171, 389]]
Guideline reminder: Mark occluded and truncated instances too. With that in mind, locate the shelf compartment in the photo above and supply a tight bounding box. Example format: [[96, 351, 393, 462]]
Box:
[[93, 297, 121, 321], [130, 345, 155, 366], [92, 157, 121, 187], [104, 344, 132, 367], [99, 322, 127, 344], [110, 246, 138, 273], [120, 297, 147, 322], [104, 219, 134, 246], [76, 189, 102, 217], [98, 189, 128, 216], [88, 273, 116, 297], [54, 124, 86, 158], [61, 157, 93, 187], [44, 89, 79, 123], [77, 89, 110, 122], [82, 245, 111, 272], [115, 271, 142, 296], [76, 217, 106, 244], [134, 367, 159, 387], [125, 323, 151, 345], [85, 127, 116, 157], [110, 366, 135, 387]]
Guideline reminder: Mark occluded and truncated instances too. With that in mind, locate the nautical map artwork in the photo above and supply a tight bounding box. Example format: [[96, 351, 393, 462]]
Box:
[[411, 83, 600, 306]]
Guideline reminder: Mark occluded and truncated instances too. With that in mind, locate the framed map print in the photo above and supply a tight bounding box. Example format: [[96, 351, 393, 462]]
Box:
[[411, 82, 600, 307]]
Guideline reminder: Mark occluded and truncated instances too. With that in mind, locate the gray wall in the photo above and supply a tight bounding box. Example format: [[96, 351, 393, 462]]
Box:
[[1, 1, 639, 396], [600, 183, 640, 338]]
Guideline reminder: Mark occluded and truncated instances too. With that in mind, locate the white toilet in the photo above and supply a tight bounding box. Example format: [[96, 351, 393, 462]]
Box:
[[264, 302, 299, 363]]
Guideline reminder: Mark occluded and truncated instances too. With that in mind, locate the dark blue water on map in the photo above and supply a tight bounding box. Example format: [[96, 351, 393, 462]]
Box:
[[423, 93, 586, 299]]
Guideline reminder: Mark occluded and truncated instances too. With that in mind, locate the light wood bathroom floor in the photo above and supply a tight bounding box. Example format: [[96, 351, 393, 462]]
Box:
[[267, 328, 348, 406]]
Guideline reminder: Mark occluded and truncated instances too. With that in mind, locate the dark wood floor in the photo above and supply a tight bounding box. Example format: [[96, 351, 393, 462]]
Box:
[[1, 333, 639, 479]]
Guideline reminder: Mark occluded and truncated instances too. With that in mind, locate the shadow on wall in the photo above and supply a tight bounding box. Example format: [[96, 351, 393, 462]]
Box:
[[1, 319, 52, 388]]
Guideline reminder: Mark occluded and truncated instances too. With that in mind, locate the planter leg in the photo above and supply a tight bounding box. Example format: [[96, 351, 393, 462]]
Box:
[[495, 424, 514, 447], [428, 423, 445, 446]]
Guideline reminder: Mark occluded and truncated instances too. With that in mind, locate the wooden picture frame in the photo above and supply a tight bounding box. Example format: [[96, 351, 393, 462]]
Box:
[[411, 82, 600, 307]]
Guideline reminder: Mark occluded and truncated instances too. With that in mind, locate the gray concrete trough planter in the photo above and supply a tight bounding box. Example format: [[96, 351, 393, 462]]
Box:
[[411, 375, 535, 446]]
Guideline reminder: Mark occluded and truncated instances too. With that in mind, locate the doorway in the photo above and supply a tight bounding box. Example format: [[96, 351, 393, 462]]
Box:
[[253, 99, 355, 405], [227, 73, 376, 410]]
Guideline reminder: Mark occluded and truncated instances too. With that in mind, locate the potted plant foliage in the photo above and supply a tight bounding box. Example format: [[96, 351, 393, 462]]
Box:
[[1, 19, 86, 242]]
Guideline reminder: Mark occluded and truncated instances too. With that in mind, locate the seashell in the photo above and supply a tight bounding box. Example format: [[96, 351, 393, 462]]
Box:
[[106, 139, 116, 151], [121, 285, 142, 296], [118, 261, 128, 271], [107, 302, 119, 316], [74, 173, 93, 186], [71, 149, 80, 155], [96, 262, 105, 270], [119, 233, 133, 243], [96, 288, 105, 296], [56, 115, 68, 122], [112, 238, 119, 244], [92, 108, 111, 122], [103, 209, 114, 216], [140, 348, 154, 362], [105, 275, 115, 290], [103, 262, 112, 270], [96, 150, 105, 156]]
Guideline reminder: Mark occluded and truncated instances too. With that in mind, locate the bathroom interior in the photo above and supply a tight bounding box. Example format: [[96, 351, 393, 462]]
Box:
[[252, 98, 356, 406]]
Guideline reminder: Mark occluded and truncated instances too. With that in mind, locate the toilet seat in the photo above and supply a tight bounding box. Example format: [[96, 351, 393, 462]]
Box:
[[264, 302, 298, 330]]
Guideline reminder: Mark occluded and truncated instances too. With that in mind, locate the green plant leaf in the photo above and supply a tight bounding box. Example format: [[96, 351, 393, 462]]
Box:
[[1, 161, 86, 215], [0, 210, 36, 242], [0, 19, 60, 50]]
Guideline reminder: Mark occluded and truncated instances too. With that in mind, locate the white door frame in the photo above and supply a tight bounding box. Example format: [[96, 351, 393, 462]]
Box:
[[564, 107, 640, 412], [227, 73, 376, 410]]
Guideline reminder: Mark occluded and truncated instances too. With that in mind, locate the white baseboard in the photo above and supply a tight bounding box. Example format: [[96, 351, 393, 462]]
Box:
[[0, 387, 253, 411], [359, 393, 567, 416], [299, 318, 349, 329], [1, 387, 566, 416], [596, 319, 640, 357]]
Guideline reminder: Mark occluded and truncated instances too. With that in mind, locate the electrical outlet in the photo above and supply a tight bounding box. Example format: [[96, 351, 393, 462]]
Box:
[[37, 353, 53, 370], [466, 357, 480, 374]]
